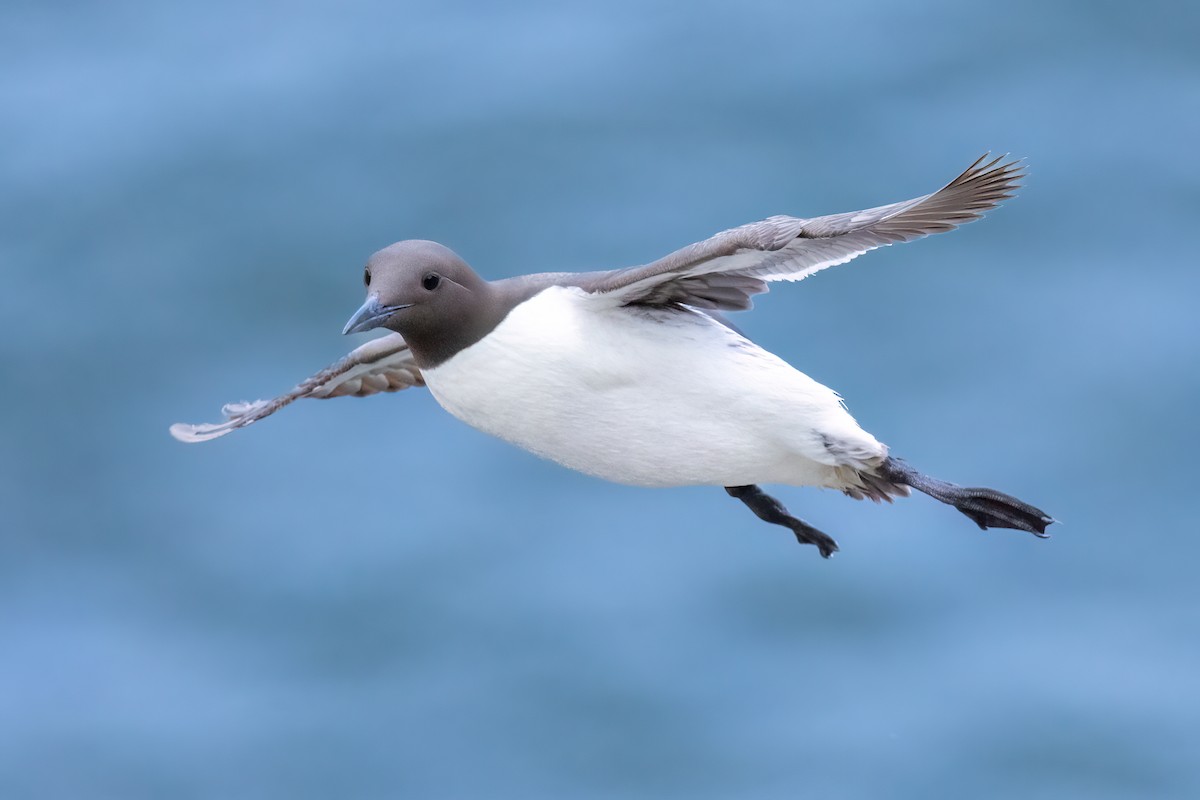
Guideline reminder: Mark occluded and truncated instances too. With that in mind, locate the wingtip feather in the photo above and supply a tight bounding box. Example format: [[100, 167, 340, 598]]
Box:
[[170, 398, 269, 443], [169, 421, 237, 443]]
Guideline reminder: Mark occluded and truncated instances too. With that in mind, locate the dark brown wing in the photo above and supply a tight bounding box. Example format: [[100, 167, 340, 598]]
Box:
[[170, 333, 423, 443], [583, 154, 1023, 310]]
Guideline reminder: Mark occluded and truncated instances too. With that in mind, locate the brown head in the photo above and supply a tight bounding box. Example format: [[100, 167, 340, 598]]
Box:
[[342, 240, 512, 367]]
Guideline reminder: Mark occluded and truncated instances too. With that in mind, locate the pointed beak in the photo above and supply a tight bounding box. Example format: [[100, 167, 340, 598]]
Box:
[[342, 295, 412, 335]]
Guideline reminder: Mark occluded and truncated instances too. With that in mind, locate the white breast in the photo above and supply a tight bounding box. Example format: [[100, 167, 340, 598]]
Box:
[[420, 287, 885, 488]]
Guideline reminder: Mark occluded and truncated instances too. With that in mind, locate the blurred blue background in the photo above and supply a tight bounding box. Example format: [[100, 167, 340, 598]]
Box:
[[3, 1, 1198, 797]]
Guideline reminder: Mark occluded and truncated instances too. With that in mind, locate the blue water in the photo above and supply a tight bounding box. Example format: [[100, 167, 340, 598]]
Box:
[[3, 1, 1198, 797]]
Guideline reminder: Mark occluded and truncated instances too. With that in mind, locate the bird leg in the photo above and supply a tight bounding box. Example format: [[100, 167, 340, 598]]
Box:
[[724, 485, 839, 558], [876, 457, 1053, 537]]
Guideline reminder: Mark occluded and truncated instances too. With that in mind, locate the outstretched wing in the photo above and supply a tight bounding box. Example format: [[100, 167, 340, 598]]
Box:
[[170, 333, 423, 443], [582, 154, 1023, 310]]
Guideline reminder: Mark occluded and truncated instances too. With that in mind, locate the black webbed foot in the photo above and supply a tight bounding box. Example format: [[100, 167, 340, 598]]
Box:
[[877, 457, 1054, 537], [725, 484, 839, 558]]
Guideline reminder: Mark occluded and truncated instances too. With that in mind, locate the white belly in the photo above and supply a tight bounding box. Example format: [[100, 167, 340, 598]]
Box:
[[420, 287, 885, 488]]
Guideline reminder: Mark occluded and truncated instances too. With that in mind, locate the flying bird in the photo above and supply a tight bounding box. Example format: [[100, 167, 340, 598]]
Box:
[[172, 154, 1053, 557]]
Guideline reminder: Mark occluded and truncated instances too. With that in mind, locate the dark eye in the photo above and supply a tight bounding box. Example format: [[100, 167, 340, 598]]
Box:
[[422, 273, 441, 291], [364, 268, 371, 288]]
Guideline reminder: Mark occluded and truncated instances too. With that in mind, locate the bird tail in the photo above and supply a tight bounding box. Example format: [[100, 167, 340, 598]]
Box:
[[874, 456, 1054, 536]]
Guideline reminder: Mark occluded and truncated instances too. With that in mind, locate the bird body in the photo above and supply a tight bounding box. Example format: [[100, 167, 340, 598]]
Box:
[[422, 285, 885, 489], [172, 154, 1053, 556]]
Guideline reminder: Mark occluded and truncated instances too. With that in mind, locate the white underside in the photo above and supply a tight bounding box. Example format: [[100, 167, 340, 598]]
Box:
[[421, 287, 887, 489]]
